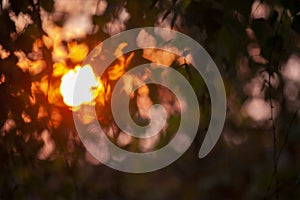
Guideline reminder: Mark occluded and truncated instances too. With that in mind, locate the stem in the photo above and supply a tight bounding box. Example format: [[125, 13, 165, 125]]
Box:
[[264, 1, 289, 199]]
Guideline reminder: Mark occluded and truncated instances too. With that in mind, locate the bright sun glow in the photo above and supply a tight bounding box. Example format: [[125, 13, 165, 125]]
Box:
[[60, 65, 103, 107]]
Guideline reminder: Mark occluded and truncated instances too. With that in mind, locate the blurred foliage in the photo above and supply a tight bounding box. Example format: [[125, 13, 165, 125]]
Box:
[[0, 0, 300, 199]]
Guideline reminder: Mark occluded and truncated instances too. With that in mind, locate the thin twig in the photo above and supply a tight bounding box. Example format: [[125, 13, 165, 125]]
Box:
[[92, 0, 102, 34], [263, 1, 290, 199], [277, 105, 300, 161]]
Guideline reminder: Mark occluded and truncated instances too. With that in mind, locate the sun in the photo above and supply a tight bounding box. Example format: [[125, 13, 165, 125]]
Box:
[[60, 64, 103, 108]]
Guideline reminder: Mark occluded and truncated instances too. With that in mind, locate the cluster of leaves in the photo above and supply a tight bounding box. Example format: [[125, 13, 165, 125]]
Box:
[[0, 0, 300, 199]]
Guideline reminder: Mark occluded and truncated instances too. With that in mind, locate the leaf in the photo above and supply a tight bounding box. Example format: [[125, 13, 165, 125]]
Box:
[[39, 0, 54, 12], [14, 24, 38, 53], [170, 13, 177, 28], [296, 172, 300, 186], [148, 0, 159, 10], [251, 18, 272, 45], [162, 9, 171, 22], [285, 0, 300, 16], [0, 83, 10, 127], [292, 15, 300, 33], [268, 9, 279, 27], [9, 0, 29, 15], [0, 10, 16, 49], [14, 34, 34, 54], [92, 15, 105, 27], [180, 0, 191, 13]]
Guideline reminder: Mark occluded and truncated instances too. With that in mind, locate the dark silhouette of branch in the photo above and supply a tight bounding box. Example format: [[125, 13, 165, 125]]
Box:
[[264, 1, 290, 199]]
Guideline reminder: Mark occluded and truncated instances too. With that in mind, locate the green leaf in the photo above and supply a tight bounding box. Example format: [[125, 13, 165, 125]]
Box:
[[180, 0, 191, 13]]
